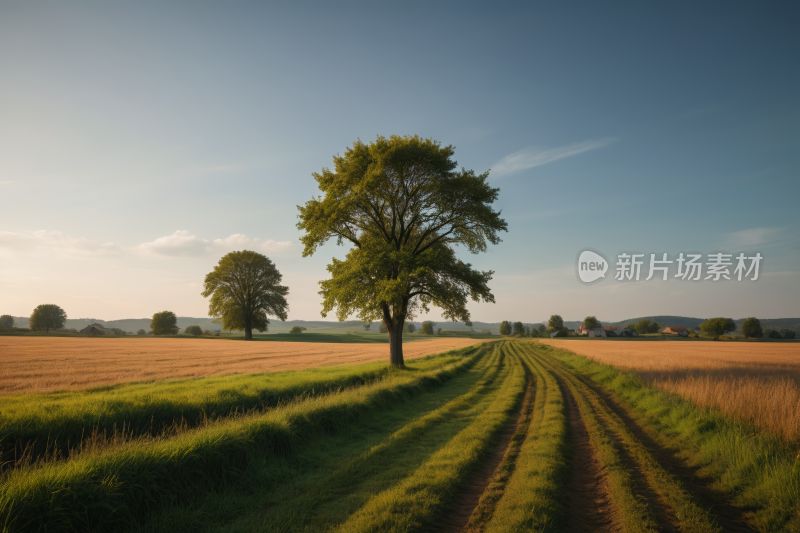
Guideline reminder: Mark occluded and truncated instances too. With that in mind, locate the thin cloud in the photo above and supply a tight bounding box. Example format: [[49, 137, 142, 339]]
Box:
[[138, 230, 294, 257], [0, 230, 121, 255], [0, 181, 13, 186], [491, 138, 616, 178], [724, 227, 785, 247]]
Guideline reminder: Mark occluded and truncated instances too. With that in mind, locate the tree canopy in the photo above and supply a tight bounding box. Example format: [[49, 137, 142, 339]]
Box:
[[740, 317, 762, 338], [0, 315, 13, 329], [29, 304, 66, 332], [700, 317, 736, 337], [404, 323, 417, 334], [289, 326, 307, 334], [548, 315, 564, 332], [151, 311, 178, 335], [185, 325, 203, 337], [499, 321, 512, 336], [513, 321, 525, 336], [583, 316, 600, 329], [202, 251, 289, 340], [297, 135, 506, 366], [420, 321, 436, 335]]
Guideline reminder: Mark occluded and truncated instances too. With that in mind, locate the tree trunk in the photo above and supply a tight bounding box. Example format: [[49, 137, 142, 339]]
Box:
[[389, 326, 404, 367], [244, 326, 253, 340]]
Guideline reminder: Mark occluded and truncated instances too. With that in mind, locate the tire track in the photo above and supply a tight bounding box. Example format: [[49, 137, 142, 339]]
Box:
[[532, 345, 757, 533]]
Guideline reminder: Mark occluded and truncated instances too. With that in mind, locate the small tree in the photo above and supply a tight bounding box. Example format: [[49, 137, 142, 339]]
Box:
[[741, 317, 763, 338], [513, 321, 525, 336], [379, 323, 388, 333], [363, 322, 372, 331], [185, 325, 203, 336], [0, 315, 14, 329], [29, 304, 67, 332], [420, 321, 436, 335], [499, 321, 512, 335], [151, 311, 179, 335], [584, 316, 600, 329], [289, 326, 307, 334], [202, 251, 289, 341], [548, 315, 564, 332], [404, 323, 416, 334], [700, 317, 737, 337], [137, 329, 146, 335], [767, 330, 782, 339], [781, 329, 796, 339], [537, 324, 546, 335]]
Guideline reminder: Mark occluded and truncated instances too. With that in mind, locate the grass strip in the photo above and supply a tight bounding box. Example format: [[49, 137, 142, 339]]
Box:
[[331, 343, 527, 533], [541, 342, 800, 533], [0, 347, 476, 469], [529, 346, 660, 533], [481, 342, 570, 532], [0, 343, 491, 533], [222, 343, 510, 533]]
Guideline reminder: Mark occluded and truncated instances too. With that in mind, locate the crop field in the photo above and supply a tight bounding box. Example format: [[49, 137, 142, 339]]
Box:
[[3, 339, 799, 532], [541, 338, 800, 443], [0, 336, 481, 394]]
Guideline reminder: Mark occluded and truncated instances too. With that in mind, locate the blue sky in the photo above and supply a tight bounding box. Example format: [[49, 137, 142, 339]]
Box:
[[1, 1, 798, 323]]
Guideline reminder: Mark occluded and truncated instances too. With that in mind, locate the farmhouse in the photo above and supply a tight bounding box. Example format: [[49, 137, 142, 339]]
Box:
[[578, 324, 606, 337], [662, 326, 689, 337], [79, 323, 106, 335]]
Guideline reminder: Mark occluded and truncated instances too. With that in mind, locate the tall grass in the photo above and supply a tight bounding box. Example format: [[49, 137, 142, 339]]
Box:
[[543, 342, 800, 533], [0, 343, 490, 532], [0, 348, 474, 469]]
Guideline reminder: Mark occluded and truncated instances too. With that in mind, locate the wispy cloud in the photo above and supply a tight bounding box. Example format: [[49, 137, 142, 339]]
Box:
[[491, 138, 616, 178], [724, 227, 785, 247], [137, 230, 294, 257], [0, 230, 121, 255]]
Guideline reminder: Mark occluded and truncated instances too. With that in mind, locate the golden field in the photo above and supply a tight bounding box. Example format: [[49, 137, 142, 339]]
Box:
[[540, 338, 800, 442], [0, 336, 482, 395]]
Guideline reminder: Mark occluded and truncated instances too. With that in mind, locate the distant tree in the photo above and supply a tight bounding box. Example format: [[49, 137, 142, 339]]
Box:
[[767, 330, 782, 339], [584, 316, 600, 329], [649, 321, 661, 334], [700, 317, 737, 337], [529, 327, 539, 338], [29, 304, 67, 333], [0, 315, 14, 329], [513, 321, 525, 336], [289, 326, 307, 334], [481, 329, 492, 335], [185, 325, 203, 337], [420, 321, 436, 335], [632, 319, 651, 334], [379, 323, 388, 333], [403, 323, 417, 334], [499, 321, 512, 335], [537, 324, 546, 335], [363, 321, 372, 331], [202, 250, 289, 341], [781, 329, 796, 339], [137, 329, 146, 336], [150, 311, 179, 335], [548, 315, 564, 332], [110, 328, 126, 336], [437, 327, 443, 335], [741, 317, 763, 338]]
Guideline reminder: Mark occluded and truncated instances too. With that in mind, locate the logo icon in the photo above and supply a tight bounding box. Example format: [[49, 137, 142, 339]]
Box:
[[576, 249, 609, 284]]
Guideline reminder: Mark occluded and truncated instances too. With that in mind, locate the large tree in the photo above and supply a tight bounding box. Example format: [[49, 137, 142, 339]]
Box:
[[29, 304, 67, 332], [297, 135, 506, 366], [202, 250, 289, 340], [0, 315, 13, 329], [700, 317, 737, 337], [740, 317, 762, 338]]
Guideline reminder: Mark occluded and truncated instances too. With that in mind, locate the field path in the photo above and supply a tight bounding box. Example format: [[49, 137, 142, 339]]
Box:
[[525, 345, 758, 533], [0, 336, 483, 394]]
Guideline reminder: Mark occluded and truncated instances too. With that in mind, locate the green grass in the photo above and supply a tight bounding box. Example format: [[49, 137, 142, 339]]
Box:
[[541, 342, 800, 533], [0, 343, 493, 532], [0, 346, 481, 470]]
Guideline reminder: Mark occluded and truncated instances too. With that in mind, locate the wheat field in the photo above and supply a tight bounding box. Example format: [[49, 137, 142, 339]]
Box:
[[540, 339, 800, 442], [0, 336, 483, 395]]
